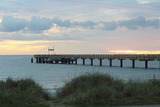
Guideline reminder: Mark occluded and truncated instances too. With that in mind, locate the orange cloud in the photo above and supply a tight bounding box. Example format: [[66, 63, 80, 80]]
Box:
[[109, 50, 160, 54]]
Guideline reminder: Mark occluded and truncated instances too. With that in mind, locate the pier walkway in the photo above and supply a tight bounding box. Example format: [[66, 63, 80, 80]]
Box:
[[33, 54, 160, 68]]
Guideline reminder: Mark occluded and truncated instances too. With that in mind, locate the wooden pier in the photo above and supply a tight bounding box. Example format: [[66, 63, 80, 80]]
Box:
[[33, 54, 160, 68]]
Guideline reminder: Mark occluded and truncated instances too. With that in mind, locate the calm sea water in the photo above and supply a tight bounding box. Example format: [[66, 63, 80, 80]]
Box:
[[0, 55, 160, 94]]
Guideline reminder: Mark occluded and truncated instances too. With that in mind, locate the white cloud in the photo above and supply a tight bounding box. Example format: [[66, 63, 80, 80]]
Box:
[[47, 24, 61, 33]]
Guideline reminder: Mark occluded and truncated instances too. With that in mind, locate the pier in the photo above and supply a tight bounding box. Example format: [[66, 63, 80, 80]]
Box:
[[33, 54, 160, 68]]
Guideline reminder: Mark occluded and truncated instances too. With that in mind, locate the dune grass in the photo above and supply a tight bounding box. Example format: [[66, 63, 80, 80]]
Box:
[[1, 73, 160, 106], [0, 78, 51, 107], [56, 73, 160, 106]]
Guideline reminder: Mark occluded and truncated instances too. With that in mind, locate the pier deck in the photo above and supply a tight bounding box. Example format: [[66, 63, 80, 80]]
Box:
[[33, 54, 160, 68]]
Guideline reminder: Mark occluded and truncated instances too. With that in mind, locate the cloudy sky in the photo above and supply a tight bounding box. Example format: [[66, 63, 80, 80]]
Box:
[[0, 0, 160, 54]]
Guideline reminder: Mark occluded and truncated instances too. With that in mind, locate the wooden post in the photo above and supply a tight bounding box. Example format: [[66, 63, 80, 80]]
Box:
[[120, 59, 123, 67], [36, 58, 38, 63], [39, 58, 42, 63], [68, 60, 70, 64], [100, 59, 102, 66], [42, 58, 45, 63], [31, 58, 33, 63], [83, 59, 85, 65], [71, 60, 74, 64], [75, 59, 77, 65], [91, 59, 93, 66], [110, 59, 112, 67], [132, 60, 135, 68], [145, 60, 148, 68]]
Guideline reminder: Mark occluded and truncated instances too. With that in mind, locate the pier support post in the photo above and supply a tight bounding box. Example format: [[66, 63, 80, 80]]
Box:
[[50, 60, 53, 64], [36, 58, 39, 63], [145, 60, 148, 68], [132, 60, 135, 68], [71, 60, 74, 64], [120, 59, 123, 67], [100, 59, 102, 66], [75, 59, 77, 65], [39, 58, 42, 63], [83, 59, 85, 65], [109, 59, 112, 67], [68, 60, 70, 64], [91, 59, 93, 66], [31, 58, 33, 63], [42, 58, 45, 63]]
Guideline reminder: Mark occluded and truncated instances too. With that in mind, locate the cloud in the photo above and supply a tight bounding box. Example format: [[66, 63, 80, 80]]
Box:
[[52, 18, 72, 27], [27, 16, 53, 32], [0, 16, 96, 32], [102, 22, 118, 30], [101, 16, 160, 30], [74, 21, 96, 28], [0, 16, 159, 33], [0, 16, 27, 32], [119, 16, 160, 30], [52, 18, 95, 28], [0, 16, 72, 32]]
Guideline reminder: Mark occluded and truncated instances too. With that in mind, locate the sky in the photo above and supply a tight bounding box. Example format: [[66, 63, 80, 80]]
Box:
[[0, 0, 160, 55]]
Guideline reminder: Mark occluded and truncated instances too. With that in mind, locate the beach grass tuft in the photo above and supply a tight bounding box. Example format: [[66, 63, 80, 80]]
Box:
[[56, 73, 160, 106], [0, 78, 51, 107]]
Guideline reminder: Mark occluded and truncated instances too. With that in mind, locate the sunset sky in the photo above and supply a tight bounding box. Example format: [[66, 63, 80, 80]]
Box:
[[0, 0, 160, 55]]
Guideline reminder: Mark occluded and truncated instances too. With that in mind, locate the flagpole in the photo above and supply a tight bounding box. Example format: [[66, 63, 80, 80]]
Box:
[[53, 47, 54, 54], [48, 47, 49, 54]]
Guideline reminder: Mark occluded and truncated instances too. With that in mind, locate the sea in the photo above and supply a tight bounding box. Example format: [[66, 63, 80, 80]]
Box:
[[0, 55, 160, 95]]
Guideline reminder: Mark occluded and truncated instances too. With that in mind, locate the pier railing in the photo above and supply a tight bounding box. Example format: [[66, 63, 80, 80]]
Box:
[[34, 54, 160, 60]]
